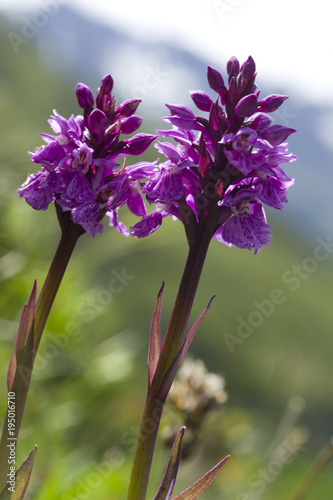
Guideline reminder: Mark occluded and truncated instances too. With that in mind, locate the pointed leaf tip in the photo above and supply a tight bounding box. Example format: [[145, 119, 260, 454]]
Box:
[[157, 295, 216, 402], [148, 282, 165, 389], [154, 427, 186, 500], [171, 455, 230, 500], [180, 295, 216, 364], [7, 281, 37, 392], [14, 445, 38, 500], [0, 446, 38, 500], [206, 295, 216, 308], [159, 281, 165, 295]]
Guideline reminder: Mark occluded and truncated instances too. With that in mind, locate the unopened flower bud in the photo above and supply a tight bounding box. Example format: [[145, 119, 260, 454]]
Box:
[[96, 74, 114, 114], [235, 94, 258, 117], [227, 56, 240, 78], [258, 94, 288, 113], [122, 133, 157, 156], [76, 83, 94, 110], [120, 115, 143, 134], [88, 109, 107, 144], [190, 90, 213, 112], [115, 99, 141, 119], [207, 66, 225, 94], [240, 55, 256, 82], [99, 74, 114, 94]]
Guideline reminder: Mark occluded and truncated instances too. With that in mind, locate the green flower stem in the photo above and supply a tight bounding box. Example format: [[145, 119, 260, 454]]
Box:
[[0, 216, 83, 493], [34, 218, 83, 352], [290, 437, 333, 500], [127, 223, 215, 500]]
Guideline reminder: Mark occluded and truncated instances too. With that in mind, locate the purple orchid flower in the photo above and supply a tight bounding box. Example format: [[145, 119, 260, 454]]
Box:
[[18, 76, 157, 237], [215, 185, 272, 254], [131, 56, 296, 253]]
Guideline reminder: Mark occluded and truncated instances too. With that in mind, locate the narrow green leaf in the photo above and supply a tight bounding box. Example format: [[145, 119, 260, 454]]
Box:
[[171, 455, 229, 500], [0, 445, 37, 500], [157, 296, 215, 402], [7, 281, 37, 392], [0, 485, 9, 498], [154, 427, 186, 500], [0, 283, 37, 492], [179, 296, 215, 364], [148, 282, 164, 389]]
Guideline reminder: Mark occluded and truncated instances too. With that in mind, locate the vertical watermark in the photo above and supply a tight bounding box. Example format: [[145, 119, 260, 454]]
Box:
[[7, 391, 16, 493]]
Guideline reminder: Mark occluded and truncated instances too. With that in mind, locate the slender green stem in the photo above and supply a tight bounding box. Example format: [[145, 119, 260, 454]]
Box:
[[0, 218, 82, 492], [34, 220, 83, 352], [127, 225, 215, 500], [290, 437, 333, 500]]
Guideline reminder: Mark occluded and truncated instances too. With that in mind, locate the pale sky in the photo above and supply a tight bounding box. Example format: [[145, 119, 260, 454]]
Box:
[[1, 0, 332, 106]]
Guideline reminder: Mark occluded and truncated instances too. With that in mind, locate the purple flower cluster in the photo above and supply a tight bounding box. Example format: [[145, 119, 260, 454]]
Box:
[[18, 75, 156, 236], [18, 58, 296, 252], [131, 56, 296, 253]]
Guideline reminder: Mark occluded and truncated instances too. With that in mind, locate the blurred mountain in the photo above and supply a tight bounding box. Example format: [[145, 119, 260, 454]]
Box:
[[1, 4, 332, 239]]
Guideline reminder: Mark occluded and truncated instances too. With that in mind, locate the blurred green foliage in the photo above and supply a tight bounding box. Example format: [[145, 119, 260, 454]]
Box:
[[0, 17, 332, 499]]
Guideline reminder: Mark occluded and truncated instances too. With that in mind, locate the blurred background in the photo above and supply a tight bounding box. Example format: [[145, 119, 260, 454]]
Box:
[[0, 1, 332, 498]]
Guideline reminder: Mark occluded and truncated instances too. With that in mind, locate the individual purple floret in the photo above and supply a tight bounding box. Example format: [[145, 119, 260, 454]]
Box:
[[18, 75, 157, 236], [131, 56, 296, 253]]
